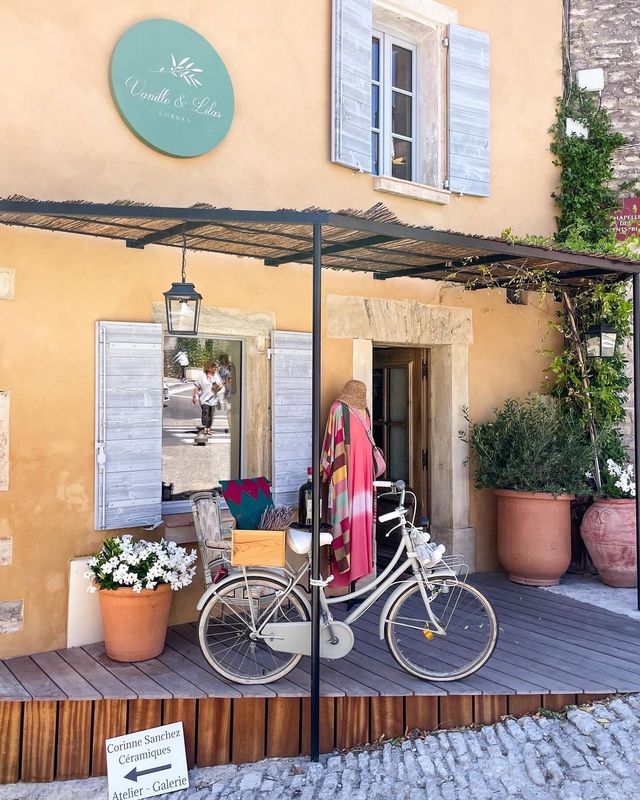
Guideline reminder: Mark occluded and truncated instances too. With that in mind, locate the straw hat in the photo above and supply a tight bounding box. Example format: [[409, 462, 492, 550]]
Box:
[[337, 379, 367, 410]]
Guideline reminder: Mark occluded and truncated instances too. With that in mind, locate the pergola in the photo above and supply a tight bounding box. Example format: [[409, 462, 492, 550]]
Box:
[[1, 196, 639, 760]]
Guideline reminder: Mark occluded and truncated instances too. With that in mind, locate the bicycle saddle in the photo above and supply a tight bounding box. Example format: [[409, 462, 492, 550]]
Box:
[[287, 526, 333, 554]]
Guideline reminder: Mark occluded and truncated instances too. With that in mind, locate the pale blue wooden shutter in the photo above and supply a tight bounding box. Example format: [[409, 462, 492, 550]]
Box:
[[332, 0, 373, 172], [448, 24, 490, 197], [95, 321, 163, 530], [270, 331, 312, 506]]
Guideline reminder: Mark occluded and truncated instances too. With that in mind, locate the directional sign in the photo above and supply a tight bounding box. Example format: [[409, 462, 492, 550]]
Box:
[[106, 722, 189, 800]]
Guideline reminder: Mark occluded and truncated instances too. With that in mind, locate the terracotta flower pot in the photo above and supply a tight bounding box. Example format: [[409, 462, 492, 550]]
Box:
[[581, 498, 637, 588], [495, 489, 573, 586], [98, 583, 173, 661]]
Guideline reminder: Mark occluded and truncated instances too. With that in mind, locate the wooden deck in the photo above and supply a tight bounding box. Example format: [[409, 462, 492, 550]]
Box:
[[1, 572, 639, 783]]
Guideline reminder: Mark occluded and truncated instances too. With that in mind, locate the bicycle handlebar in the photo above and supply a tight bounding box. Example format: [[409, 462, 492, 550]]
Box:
[[373, 479, 406, 491], [378, 508, 404, 524]]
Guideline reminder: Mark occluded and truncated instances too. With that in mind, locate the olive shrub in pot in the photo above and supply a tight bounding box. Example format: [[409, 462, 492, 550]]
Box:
[[464, 396, 593, 586]]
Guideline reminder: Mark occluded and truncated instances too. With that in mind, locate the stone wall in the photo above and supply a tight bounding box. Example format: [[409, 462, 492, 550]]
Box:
[[570, 2, 638, 458], [570, 0, 640, 186]]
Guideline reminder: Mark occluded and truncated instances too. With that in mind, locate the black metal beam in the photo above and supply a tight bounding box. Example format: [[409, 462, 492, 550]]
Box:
[[264, 233, 400, 267], [0, 198, 332, 226], [322, 211, 640, 276], [310, 224, 322, 761], [634, 274, 640, 611], [373, 252, 516, 280], [126, 220, 208, 249]]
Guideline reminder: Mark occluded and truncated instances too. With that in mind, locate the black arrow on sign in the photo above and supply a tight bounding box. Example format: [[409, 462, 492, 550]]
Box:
[[125, 763, 172, 782]]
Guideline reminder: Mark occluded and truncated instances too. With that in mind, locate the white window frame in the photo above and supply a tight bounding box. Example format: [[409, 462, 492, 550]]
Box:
[[162, 333, 245, 515], [372, 29, 418, 183]]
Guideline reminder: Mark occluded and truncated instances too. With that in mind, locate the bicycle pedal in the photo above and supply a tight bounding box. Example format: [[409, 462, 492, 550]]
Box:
[[422, 629, 434, 640]]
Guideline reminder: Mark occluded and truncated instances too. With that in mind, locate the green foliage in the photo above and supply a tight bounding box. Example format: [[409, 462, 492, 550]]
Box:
[[463, 396, 594, 495], [177, 337, 229, 369], [550, 85, 627, 244], [547, 281, 631, 466], [502, 86, 634, 483]]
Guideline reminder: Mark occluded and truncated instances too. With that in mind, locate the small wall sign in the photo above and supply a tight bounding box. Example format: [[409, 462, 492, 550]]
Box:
[[110, 18, 234, 157], [614, 198, 640, 241], [106, 721, 189, 800]]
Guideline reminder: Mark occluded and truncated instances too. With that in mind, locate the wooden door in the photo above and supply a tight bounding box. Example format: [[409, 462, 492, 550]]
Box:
[[372, 347, 428, 516]]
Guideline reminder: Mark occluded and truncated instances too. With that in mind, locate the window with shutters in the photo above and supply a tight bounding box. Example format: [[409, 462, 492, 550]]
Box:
[[370, 7, 446, 191], [161, 335, 242, 505], [333, 1, 489, 199]]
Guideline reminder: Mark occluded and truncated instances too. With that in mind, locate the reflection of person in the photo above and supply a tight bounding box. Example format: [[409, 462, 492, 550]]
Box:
[[173, 350, 189, 381], [192, 363, 224, 435], [218, 358, 233, 412]]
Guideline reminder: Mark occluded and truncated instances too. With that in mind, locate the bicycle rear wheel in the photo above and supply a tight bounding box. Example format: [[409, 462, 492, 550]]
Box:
[[198, 573, 309, 684], [384, 578, 498, 681]]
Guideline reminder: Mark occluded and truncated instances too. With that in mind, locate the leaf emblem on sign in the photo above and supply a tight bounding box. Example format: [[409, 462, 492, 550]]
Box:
[[157, 53, 204, 87]]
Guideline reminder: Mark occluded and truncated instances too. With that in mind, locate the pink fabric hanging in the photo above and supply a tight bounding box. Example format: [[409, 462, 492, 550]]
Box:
[[330, 407, 374, 588]]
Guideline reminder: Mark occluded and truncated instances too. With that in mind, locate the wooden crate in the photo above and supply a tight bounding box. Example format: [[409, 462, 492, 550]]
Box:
[[231, 530, 286, 568]]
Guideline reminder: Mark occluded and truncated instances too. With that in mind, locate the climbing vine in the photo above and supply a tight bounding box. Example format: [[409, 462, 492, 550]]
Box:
[[547, 282, 632, 465], [550, 84, 627, 244], [474, 85, 635, 477]]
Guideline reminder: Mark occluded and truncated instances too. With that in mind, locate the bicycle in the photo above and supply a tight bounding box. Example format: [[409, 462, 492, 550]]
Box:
[[196, 480, 498, 684]]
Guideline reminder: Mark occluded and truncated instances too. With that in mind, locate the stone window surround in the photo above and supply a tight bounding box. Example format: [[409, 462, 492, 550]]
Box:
[[152, 302, 275, 499], [327, 294, 475, 570]]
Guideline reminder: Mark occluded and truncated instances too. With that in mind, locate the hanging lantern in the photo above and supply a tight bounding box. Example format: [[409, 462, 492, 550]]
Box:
[[585, 323, 618, 358], [163, 232, 202, 336]]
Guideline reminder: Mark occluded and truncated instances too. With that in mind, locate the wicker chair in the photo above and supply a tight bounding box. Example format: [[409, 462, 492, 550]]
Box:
[[190, 491, 234, 587]]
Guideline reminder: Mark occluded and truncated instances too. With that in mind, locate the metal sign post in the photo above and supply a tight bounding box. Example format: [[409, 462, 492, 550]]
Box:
[[310, 224, 322, 761]]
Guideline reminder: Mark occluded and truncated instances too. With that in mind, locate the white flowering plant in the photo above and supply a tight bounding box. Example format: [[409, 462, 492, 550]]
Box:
[[600, 459, 636, 499], [85, 535, 197, 593]]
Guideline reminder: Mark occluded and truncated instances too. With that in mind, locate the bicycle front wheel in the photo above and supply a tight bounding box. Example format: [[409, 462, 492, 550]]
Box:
[[198, 573, 309, 684], [385, 578, 498, 681]]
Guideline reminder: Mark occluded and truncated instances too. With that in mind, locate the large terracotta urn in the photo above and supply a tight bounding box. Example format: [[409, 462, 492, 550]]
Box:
[[581, 498, 637, 588], [98, 583, 173, 661], [495, 489, 573, 586]]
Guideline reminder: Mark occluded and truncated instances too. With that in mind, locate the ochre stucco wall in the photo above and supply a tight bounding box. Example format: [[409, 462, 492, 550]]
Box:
[[0, 0, 564, 657], [2, 0, 561, 236], [0, 228, 561, 657]]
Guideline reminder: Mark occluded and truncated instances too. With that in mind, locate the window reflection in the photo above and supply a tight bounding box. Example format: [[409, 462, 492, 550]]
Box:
[[162, 337, 241, 501]]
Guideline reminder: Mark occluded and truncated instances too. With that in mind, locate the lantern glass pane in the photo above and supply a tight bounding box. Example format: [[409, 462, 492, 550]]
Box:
[[601, 332, 617, 358], [166, 298, 199, 335], [586, 334, 600, 358]]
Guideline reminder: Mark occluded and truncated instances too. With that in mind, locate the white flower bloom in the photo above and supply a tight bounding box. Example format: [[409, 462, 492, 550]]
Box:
[[85, 536, 197, 591]]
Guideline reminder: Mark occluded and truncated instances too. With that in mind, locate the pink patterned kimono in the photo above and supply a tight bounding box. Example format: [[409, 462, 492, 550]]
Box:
[[321, 401, 374, 588]]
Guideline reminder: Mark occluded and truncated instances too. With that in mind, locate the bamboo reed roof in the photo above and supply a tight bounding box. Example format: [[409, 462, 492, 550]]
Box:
[[1, 197, 638, 289]]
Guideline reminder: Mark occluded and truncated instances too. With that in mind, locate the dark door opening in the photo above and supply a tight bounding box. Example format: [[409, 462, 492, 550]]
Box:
[[372, 347, 429, 567]]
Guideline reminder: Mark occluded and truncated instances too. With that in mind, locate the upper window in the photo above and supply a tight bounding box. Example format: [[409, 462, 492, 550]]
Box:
[[162, 336, 242, 503], [371, 32, 417, 182]]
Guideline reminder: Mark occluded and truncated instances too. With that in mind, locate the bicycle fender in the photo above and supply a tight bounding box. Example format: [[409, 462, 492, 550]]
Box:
[[378, 579, 417, 639], [196, 569, 309, 613]]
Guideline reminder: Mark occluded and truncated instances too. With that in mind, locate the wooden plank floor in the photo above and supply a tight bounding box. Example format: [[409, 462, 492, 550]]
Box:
[[3, 572, 639, 781], [2, 572, 640, 701]]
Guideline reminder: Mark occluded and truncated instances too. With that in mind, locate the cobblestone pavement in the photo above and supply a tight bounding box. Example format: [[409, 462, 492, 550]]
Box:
[[2, 695, 640, 799]]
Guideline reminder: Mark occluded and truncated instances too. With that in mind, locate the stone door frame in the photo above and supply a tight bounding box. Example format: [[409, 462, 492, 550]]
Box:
[[328, 294, 475, 569]]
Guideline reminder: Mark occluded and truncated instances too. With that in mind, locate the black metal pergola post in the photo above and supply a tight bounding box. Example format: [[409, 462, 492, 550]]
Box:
[[634, 274, 640, 611], [310, 224, 323, 761]]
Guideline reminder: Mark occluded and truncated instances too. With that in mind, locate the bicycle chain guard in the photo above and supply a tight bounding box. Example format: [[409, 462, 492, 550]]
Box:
[[260, 620, 355, 659]]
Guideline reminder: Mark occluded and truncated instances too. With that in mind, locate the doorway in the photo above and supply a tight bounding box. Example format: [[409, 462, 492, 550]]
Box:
[[372, 347, 429, 565]]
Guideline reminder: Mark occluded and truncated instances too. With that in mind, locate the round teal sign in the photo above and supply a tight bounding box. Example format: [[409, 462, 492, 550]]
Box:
[[110, 19, 234, 157]]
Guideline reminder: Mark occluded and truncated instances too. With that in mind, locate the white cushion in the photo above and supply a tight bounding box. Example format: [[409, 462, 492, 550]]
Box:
[[287, 526, 333, 555]]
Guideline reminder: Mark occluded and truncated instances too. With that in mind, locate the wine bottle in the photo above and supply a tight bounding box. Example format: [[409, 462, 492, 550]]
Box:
[[298, 468, 313, 527]]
